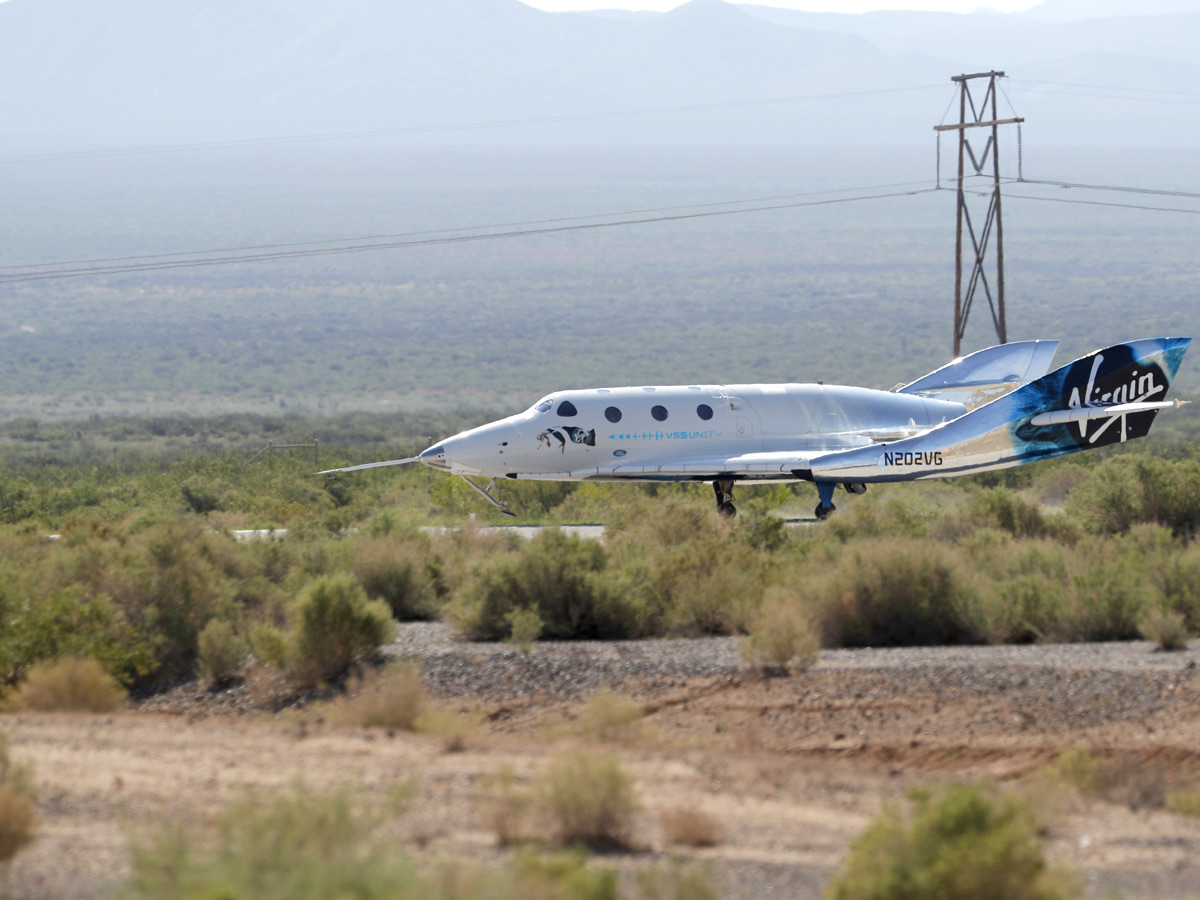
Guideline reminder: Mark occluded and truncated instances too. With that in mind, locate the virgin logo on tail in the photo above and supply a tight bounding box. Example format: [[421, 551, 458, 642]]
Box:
[[1066, 353, 1164, 441]]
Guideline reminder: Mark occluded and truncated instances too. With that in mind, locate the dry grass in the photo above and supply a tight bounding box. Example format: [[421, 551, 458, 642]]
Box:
[[1138, 607, 1192, 651], [0, 732, 36, 864], [740, 589, 820, 675], [477, 765, 534, 847], [658, 800, 724, 848], [324, 663, 427, 731], [571, 690, 647, 745], [322, 663, 477, 751], [4, 656, 125, 713]]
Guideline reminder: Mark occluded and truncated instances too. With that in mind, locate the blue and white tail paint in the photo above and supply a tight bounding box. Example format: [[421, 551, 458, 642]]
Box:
[[809, 337, 1191, 484]]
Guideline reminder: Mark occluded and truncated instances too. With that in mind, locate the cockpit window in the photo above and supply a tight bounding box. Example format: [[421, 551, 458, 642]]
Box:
[[534, 399, 553, 413], [557, 400, 578, 417]]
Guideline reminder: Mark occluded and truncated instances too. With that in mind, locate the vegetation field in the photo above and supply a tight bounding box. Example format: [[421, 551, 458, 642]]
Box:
[[1, 143, 1198, 899]]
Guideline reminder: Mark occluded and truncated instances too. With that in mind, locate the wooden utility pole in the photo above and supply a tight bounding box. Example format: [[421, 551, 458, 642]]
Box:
[[934, 71, 1023, 357]]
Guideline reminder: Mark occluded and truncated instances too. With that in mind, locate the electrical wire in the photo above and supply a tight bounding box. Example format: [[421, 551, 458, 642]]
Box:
[[1002, 193, 1200, 216], [0, 83, 945, 166], [0, 179, 936, 273], [0, 185, 942, 284], [1008, 79, 1200, 100]]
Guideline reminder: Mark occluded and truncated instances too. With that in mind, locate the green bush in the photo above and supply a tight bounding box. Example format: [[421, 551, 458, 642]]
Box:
[[0, 585, 156, 690], [826, 784, 1078, 900], [1066, 456, 1200, 537], [449, 530, 634, 641], [970, 488, 1051, 539], [353, 533, 441, 621], [197, 619, 249, 685], [819, 539, 972, 647], [292, 573, 394, 682]]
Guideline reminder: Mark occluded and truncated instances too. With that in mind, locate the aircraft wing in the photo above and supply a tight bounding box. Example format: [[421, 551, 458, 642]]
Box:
[[508, 451, 818, 482]]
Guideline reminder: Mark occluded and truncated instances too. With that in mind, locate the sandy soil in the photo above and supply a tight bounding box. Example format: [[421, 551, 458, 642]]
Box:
[[5, 635, 1200, 900]]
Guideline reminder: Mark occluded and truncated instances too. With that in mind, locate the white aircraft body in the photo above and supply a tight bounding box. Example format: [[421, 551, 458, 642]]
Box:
[[322, 337, 1191, 519]]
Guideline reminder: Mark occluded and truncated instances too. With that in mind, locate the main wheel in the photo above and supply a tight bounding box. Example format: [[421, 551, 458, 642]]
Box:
[[814, 502, 836, 521], [718, 501, 737, 518]]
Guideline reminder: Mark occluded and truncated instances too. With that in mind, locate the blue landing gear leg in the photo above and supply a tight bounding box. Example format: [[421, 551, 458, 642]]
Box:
[[815, 482, 837, 521]]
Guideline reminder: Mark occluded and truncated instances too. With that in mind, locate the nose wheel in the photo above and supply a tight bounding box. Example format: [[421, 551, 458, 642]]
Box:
[[713, 480, 736, 517]]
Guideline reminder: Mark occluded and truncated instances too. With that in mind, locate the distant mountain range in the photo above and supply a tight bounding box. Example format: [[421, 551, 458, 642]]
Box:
[[1, 0, 1197, 147]]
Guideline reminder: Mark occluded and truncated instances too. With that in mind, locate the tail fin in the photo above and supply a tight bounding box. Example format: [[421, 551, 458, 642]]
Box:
[[808, 337, 1190, 483], [898, 340, 1060, 409], [1007, 336, 1191, 453]]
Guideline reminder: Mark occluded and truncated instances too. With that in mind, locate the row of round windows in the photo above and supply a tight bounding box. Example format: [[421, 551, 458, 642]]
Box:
[[554, 400, 714, 423]]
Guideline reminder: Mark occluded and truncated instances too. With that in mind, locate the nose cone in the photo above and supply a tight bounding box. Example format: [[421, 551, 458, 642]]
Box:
[[418, 444, 449, 471], [424, 420, 522, 477]]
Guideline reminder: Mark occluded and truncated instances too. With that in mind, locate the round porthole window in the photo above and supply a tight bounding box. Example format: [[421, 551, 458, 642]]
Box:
[[605, 406, 622, 423], [696, 404, 713, 421], [651, 405, 668, 422]]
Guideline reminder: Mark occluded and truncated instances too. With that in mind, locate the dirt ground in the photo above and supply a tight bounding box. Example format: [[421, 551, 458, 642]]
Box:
[[5, 640, 1200, 900]]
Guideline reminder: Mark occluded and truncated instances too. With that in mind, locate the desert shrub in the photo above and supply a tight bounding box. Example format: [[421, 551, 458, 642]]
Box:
[[506, 606, 544, 654], [1046, 746, 1173, 811], [449, 530, 633, 641], [0, 585, 156, 689], [572, 690, 646, 745], [197, 618, 249, 685], [1068, 553, 1160, 642], [970, 488, 1050, 539], [819, 539, 972, 647], [658, 801, 723, 848], [124, 783, 417, 900], [1166, 789, 1200, 817], [353, 533, 441, 620], [1138, 606, 1191, 650], [292, 573, 394, 682], [740, 587, 820, 674], [0, 731, 36, 864], [1049, 745, 1112, 797], [478, 765, 534, 847], [124, 780, 632, 900], [5, 656, 126, 712], [539, 752, 640, 850], [826, 783, 1078, 900], [1067, 456, 1200, 537], [323, 663, 427, 731], [248, 621, 292, 670]]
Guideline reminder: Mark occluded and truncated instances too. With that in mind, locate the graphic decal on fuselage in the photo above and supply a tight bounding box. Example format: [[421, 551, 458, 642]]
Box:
[[538, 426, 595, 452], [609, 430, 722, 442]]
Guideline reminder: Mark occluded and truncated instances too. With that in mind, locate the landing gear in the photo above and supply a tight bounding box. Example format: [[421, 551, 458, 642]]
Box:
[[713, 480, 736, 517], [814, 481, 837, 521]]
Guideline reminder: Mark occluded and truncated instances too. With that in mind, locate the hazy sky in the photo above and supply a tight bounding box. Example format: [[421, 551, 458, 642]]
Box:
[[526, 1, 1039, 11]]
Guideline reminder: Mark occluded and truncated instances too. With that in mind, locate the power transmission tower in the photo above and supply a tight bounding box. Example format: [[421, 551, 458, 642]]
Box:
[[934, 71, 1023, 357]]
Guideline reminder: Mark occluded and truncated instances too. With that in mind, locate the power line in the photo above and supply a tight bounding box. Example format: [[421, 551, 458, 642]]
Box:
[[1013, 178, 1200, 200], [0, 83, 945, 166], [0, 179, 935, 273], [1001, 193, 1200, 216], [1009, 79, 1200, 100], [0, 185, 942, 284]]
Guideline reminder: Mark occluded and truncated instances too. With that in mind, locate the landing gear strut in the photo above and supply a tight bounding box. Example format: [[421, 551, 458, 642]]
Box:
[[814, 481, 837, 521], [713, 480, 736, 517]]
